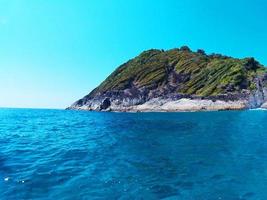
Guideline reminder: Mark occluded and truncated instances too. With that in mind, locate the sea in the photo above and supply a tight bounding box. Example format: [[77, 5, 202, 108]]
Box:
[[0, 108, 267, 200]]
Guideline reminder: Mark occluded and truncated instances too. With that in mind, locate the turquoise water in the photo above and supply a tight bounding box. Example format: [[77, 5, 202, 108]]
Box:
[[1, 109, 267, 200]]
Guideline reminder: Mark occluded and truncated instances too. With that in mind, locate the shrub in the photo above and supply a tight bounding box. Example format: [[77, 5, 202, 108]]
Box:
[[244, 57, 259, 70], [197, 49, 206, 55], [180, 46, 191, 52]]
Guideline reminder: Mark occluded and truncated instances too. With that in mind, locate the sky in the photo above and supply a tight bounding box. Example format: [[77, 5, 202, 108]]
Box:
[[0, 0, 267, 108]]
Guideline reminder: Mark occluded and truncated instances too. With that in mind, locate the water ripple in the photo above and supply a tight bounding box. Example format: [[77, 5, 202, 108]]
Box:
[[1, 109, 267, 199]]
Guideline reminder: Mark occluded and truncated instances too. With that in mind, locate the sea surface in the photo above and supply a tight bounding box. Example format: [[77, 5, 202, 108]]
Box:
[[1, 108, 267, 200]]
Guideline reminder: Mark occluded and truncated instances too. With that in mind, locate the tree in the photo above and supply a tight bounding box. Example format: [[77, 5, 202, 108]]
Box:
[[180, 46, 191, 52], [197, 49, 206, 55], [244, 57, 259, 70]]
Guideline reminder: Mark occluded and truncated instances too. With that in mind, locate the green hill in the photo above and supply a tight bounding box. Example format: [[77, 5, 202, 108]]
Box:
[[69, 46, 267, 111], [92, 47, 265, 96]]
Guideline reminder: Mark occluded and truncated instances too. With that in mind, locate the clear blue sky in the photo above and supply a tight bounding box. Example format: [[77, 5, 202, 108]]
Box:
[[0, 0, 266, 108]]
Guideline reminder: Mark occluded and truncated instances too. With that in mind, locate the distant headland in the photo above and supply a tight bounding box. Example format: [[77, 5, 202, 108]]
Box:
[[68, 46, 267, 112]]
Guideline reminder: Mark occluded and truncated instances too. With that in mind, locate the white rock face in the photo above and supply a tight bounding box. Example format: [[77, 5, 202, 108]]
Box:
[[261, 102, 267, 109], [127, 98, 247, 112], [70, 98, 247, 112]]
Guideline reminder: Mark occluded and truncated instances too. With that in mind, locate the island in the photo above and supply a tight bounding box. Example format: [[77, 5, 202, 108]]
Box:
[[68, 46, 267, 112]]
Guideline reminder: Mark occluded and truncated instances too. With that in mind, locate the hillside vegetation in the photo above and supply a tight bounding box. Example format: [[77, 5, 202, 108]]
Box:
[[90, 47, 266, 98]]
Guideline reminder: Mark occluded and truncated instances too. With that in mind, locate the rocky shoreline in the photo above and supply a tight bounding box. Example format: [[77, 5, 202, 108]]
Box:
[[68, 89, 267, 112], [68, 76, 267, 112], [68, 98, 246, 112]]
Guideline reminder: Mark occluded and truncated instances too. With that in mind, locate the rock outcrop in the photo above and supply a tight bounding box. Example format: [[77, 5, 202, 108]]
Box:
[[68, 47, 267, 112]]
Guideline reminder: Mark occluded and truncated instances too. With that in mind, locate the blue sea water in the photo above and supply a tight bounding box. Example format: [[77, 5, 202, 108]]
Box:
[[1, 109, 267, 200]]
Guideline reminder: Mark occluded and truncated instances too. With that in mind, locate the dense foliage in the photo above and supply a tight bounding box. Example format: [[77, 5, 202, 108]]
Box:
[[91, 47, 266, 97]]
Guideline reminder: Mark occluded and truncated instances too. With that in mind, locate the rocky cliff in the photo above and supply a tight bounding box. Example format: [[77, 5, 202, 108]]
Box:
[[68, 47, 267, 112]]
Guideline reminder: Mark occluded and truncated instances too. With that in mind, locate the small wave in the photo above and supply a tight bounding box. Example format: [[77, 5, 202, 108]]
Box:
[[4, 177, 10, 181], [249, 108, 267, 111]]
